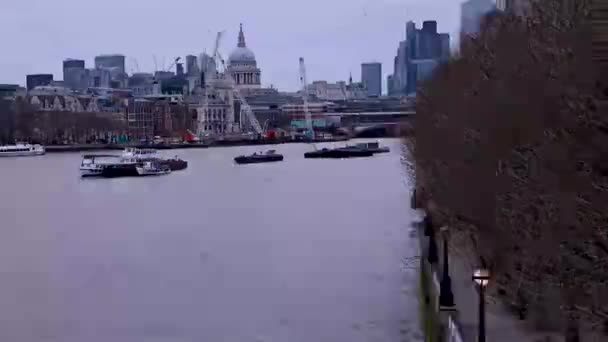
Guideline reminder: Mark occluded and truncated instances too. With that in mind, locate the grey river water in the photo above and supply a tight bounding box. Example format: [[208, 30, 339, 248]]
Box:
[[0, 138, 422, 342]]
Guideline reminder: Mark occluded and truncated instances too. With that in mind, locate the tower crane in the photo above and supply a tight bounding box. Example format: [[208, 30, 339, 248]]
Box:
[[216, 51, 262, 135], [197, 31, 224, 139], [165, 57, 181, 72], [299, 57, 314, 139]]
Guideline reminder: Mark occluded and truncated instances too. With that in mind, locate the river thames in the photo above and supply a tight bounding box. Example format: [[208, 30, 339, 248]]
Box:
[[0, 138, 422, 342]]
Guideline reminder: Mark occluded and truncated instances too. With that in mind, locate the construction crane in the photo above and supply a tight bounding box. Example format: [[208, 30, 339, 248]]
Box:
[[197, 32, 224, 139], [128, 57, 141, 74], [299, 57, 314, 139], [216, 50, 262, 135], [165, 57, 181, 72], [197, 30, 263, 138], [208, 37, 262, 135]]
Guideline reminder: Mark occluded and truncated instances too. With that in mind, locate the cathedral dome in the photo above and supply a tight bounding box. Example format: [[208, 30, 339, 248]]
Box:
[[228, 24, 257, 66], [229, 47, 256, 64]]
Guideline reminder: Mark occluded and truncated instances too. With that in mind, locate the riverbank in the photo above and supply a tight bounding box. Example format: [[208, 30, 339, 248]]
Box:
[[44, 136, 351, 153]]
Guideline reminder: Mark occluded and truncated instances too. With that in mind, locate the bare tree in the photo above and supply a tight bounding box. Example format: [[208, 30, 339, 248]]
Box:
[[408, 1, 605, 339]]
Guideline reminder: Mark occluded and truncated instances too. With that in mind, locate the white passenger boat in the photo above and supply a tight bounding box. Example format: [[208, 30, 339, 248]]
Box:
[[122, 147, 158, 158], [0, 143, 45, 157], [135, 160, 171, 176], [79, 154, 123, 177]]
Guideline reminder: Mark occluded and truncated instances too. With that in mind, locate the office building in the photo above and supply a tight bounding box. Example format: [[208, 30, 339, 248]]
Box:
[[461, 0, 496, 37], [176, 63, 184, 77], [496, 0, 530, 15], [186, 55, 199, 75], [63, 59, 86, 90], [94, 54, 126, 74], [440, 33, 451, 59], [389, 20, 450, 95], [361, 62, 382, 97], [94, 54, 127, 88], [387, 75, 394, 96], [26, 74, 53, 91], [86, 68, 112, 88], [0, 84, 25, 98]]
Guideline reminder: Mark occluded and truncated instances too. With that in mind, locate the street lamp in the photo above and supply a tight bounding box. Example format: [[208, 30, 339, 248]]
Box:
[[472, 268, 490, 342], [422, 215, 438, 264], [438, 226, 454, 308]]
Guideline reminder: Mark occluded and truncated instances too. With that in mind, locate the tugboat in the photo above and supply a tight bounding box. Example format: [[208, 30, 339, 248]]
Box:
[[234, 150, 284, 164], [304, 147, 374, 159], [0, 143, 45, 157]]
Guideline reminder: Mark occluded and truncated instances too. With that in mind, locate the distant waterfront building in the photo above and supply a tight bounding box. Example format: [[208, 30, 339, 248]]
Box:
[[227, 24, 261, 90], [95, 54, 127, 88], [439, 33, 451, 59], [496, 0, 530, 15], [361, 62, 382, 97], [0, 84, 25, 98], [390, 20, 450, 95], [305, 80, 367, 101], [26, 74, 53, 91], [176, 63, 184, 77], [185, 55, 199, 76], [387, 75, 394, 96], [86, 68, 112, 88], [411, 59, 439, 85], [94, 54, 126, 74], [63, 59, 86, 90], [128, 73, 155, 96], [461, 0, 496, 37], [154, 71, 175, 81]]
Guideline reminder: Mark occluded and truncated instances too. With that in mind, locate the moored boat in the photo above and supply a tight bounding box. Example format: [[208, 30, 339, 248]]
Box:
[[0, 143, 45, 157], [348, 141, 390, 154], [100, 162, 139, 178], [122, 147, 157, 158], [234, 150, 284, 164], [164, 157, 188, 171], [136, 160, 171, 176], [304, 147, 374, 159], [80, 154, 122, 177]]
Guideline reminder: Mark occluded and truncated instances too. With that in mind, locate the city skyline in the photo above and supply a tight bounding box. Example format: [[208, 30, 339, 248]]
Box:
[[1, 0, 464, 92]]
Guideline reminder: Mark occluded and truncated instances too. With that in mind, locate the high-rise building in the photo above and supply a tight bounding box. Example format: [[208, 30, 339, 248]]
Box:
[[390, 20, 450, 95], [94, 54, 127, 88], [26, 74, 53, 91], [418, 21, 441, 59], [94, 54, 126, 74], [361, 62, 382, 97], [186, 55, 199, 75], [461, 0, 496, 37], [176, 63, 185, 77], [86, 68, 112, 88], [440, 33, 451, 59], [387, 75, 394, 96], [63, 59, 86, 90], [496, 0, 530, 15]]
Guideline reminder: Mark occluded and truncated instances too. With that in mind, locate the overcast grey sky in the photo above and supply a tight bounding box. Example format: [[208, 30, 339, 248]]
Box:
[[1, 0, 464, 91]]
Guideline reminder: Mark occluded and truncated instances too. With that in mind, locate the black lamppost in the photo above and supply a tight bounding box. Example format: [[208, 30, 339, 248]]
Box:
[[472, 268, 490, 342], [438, 226, 454, 307], [424, 215, 438, 264]]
